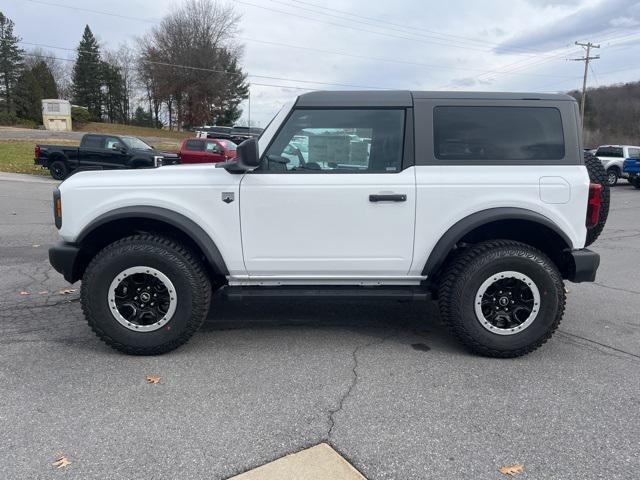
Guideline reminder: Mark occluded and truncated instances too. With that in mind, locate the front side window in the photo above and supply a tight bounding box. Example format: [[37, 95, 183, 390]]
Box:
[[105, 137, 123, 150], [434, 106, 565, 161], [262, 109, 405, 173], [205, 141, 223, 153], [121, 136, 153, 150]]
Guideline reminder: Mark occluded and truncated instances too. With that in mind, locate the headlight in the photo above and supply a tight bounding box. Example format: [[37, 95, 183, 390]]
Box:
[[154, 156, 163, 167]]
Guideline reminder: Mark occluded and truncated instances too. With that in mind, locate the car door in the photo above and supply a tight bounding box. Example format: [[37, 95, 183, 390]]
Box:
[[181, 139, 206, 163], [103, 137, 129, 168], [239, 107, 416, 279]]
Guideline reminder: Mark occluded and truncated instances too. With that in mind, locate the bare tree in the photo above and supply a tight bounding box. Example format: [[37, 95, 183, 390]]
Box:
[[25, 48, 72, 99], [138, 0, 248, 129]]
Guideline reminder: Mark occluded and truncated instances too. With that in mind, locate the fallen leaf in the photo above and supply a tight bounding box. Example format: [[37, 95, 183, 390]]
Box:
[[58, 288, 76, 295], [20, 291, 30, 295], [499, 464, 524, 476], [52, 456, 71, 469], [146, 375, 161, 384]]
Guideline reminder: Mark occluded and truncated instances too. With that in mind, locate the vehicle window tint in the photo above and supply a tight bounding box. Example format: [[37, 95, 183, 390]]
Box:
[[434, 106, 565, 161], [627, 148, 640, 158], [205, 142, 223, 153], [263, 109, 404, 173], [185, 140, 204, 151], [105, 137, 122, 149], [82, 136, 104, 148], [596, 147, 624, 158]]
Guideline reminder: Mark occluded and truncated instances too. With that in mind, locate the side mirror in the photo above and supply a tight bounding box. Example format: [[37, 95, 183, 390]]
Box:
[[217, 138, 259, 172]]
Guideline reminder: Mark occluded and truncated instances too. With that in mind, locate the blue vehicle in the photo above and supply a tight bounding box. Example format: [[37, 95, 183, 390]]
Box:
[[623, 158, 640, 189]]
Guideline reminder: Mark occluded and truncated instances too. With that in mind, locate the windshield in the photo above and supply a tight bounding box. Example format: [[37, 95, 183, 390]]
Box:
[[121, 136, 153, 150]]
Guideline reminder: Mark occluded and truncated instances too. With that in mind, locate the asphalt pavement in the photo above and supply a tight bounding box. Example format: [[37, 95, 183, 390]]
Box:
[[1, 173, 638, 480]]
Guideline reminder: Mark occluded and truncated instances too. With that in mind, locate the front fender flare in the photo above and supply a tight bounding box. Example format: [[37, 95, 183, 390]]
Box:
[[76, 206, 229, 275]]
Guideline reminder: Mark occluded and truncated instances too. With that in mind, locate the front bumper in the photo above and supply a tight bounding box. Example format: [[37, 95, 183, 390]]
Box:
[[49, 242, 82, 283], [566, 248, 600, 283]]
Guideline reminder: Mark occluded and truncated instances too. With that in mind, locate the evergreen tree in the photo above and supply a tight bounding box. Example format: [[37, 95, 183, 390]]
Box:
[[14, 69, 42, 122], [131, 105, 153, 127], [101, 61, 126, 123], [211, 54, 248, 126], [0, 12, 24, 113], [72, 25, 102, 120], [31, 60, 58, 99]]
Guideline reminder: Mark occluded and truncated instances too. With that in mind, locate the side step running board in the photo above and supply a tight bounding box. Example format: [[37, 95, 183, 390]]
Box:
[[219, 285, 429, 301]]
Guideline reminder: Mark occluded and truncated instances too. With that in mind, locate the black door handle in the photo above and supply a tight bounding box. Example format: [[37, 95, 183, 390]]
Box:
[[369, 194, 407, 202]]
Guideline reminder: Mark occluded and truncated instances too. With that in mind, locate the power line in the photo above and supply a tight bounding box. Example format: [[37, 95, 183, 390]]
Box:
[[21, 51, 382, 90], [233, 0, 559, 57], [286, 0, 548, 54], [267, 0, 550, 56]]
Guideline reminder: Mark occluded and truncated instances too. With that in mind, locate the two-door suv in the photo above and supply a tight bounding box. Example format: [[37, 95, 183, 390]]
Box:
[[49, 91, 606, 357]]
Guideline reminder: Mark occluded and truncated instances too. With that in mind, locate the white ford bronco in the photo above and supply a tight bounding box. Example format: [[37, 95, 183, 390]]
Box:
[[49, 91, 607, 357]]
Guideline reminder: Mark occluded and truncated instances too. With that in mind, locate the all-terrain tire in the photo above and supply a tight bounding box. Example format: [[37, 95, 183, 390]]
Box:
[[584, 154, 610, 246], [438, 240, 565, 358], [49, 160, 69, 180], [81, 234, 211, 355]]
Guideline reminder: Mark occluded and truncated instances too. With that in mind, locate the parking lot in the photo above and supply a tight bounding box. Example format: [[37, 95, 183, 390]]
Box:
[[0, 172, 638, 479]]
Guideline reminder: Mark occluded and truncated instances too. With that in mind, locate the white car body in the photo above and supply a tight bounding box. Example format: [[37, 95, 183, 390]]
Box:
[[57, 92, 590, 287]]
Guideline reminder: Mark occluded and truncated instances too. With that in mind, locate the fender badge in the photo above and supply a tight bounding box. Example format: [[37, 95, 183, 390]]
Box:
[[222, 192, 235, 204]]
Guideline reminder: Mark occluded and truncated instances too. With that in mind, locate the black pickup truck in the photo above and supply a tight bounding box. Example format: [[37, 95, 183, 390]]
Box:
[[35, 134, 179, 180]]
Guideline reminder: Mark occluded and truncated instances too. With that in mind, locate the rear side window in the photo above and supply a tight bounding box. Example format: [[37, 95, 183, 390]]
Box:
[[185, 140, 204, 151], [434, 106, 565, 161], [595, 146, 623, 158], [82, 136, 104, 148]]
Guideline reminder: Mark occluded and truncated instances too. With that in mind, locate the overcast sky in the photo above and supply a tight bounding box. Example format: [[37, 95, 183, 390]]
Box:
[[4, 0, 640, 125]]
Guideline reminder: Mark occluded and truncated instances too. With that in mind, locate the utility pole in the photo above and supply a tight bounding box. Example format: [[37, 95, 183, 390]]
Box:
[[571, 41, 600, 130], [248, 87, 251, 127]]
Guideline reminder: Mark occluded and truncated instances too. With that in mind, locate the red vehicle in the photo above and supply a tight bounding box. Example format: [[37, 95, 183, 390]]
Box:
[[178, 138, 237, 164]]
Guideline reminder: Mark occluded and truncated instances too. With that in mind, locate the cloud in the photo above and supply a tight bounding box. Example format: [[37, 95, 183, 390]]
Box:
[[497, 0, 640, 51]]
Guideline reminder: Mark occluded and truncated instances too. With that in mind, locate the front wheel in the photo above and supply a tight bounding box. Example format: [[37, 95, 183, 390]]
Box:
[[606, 168, 619, 186], [81, 234, 212, 355], [438, 240, 565, 358]]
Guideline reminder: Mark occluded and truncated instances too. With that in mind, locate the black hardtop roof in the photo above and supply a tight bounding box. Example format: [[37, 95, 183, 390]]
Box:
[[296, 90, 576, 107]]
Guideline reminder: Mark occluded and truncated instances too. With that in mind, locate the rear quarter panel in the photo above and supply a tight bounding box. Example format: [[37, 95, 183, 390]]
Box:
[[409, 96, 588, 276]]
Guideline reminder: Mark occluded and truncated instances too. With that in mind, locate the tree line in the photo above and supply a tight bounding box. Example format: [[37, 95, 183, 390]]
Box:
[[0, 0, 248, 130], [569, 83, 640, 147]]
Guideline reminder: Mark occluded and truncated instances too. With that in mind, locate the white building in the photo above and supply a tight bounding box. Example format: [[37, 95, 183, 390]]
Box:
[[42, 99, 72, 132]]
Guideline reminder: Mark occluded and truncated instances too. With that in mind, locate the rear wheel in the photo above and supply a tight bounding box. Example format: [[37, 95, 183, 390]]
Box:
[[584, 154, 610, 246], [606, 168, 619, 186], [438, 240, 565, 358], [49, 160, 68, 180], [81, 234, 211, 355]]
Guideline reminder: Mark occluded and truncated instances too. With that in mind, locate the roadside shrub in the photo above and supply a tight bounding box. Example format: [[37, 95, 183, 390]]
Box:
[[71, 106, 91, 127], [0, 111, 19, 126]]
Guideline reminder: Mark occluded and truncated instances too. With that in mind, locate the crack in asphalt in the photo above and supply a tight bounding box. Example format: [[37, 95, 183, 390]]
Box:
[[325, 331, 397, 441], [0, 297, 80, 313], [558, 330, 640, 359], [591, 282, 640, 296]]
